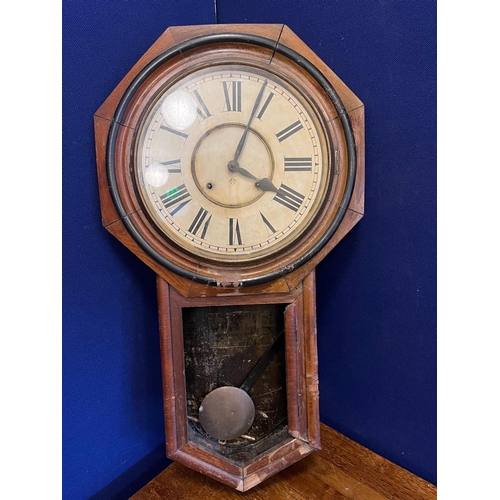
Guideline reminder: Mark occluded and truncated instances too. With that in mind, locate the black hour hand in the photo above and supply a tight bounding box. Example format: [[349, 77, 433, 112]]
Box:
[[255, 177, 279, 193]]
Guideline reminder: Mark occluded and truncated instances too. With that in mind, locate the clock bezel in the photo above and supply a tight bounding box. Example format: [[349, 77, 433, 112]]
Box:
[[106, 33, 357, 287]]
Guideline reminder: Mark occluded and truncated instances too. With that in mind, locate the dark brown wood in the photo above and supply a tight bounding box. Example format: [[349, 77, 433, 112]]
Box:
[[131, 422, 437, 500], [156, 278, 183, 455], [294, 293, 308, 439], [302, 271, 321, 448], [155, 273, 320, 491]]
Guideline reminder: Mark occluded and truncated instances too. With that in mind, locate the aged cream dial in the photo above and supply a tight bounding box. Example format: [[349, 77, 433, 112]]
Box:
[[134, 64, 330, 262]]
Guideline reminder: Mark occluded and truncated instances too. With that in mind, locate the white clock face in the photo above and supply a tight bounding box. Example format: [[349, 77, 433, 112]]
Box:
[[133, 64, 330, 262]]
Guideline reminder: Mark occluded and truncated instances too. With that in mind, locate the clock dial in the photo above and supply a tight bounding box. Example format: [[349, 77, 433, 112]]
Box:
[[133, 64, 330, 263]]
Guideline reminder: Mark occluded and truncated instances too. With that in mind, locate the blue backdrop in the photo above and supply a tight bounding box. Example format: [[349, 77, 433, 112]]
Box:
[[63, 1, 436, 498]]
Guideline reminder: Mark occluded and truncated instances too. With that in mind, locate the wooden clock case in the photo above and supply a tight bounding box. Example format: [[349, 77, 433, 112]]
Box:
[[94, 24, 364, 491]]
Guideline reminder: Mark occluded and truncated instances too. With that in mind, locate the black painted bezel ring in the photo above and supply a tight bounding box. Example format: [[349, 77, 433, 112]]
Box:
[[106, 32, 357, 287]]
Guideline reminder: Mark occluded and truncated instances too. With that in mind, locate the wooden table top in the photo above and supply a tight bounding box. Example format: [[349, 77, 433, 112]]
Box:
[[131, 423, 436, 499]]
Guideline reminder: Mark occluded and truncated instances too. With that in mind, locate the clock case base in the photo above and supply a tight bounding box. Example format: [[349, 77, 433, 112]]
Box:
[[156, 270, 320, 491]]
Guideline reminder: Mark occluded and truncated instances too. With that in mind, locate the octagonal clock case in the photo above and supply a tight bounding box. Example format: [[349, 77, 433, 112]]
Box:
[[94, 24, 364, 491]]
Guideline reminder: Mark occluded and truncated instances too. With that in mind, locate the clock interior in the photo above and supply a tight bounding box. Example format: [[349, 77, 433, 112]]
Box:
[[182, 303, 289, 464]]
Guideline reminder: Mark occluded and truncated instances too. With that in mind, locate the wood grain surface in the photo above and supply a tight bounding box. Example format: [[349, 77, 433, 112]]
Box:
[[131, 423, 436, 499], [155, 275, 320, 490]]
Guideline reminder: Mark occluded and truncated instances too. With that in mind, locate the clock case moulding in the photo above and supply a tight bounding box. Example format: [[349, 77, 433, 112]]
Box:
[[94, 24, 364, 492]]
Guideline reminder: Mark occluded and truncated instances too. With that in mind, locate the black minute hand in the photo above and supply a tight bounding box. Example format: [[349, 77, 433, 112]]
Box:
[[233, 79, 268, 162]]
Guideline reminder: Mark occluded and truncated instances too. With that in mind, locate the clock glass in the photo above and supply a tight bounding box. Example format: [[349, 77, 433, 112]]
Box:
[[182, 303, 287, 455], [133, 63, 330, 263]]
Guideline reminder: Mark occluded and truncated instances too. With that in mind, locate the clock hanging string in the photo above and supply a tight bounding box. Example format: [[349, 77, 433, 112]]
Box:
[[214, 0, 218, 24]]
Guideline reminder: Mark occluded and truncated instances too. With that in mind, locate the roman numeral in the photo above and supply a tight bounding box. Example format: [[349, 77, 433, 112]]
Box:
[[160, 125, 188, 140], [158, 159, 181, 173], [276, 120, 303, 142], [193, 90, 211, 120], [256, 92, 274, 120], [188, 207, 212, 239], [228, 218, 242, 245], [260, 212, 276, 234], [284, 157, 313, 172], [223, 81, 242, 112], [273, 184, 305, 212], [160, 184, 191, 215]]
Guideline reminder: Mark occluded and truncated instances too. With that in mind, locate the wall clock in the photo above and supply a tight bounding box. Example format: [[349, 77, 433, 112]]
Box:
[[94, 24, 364, 491]]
